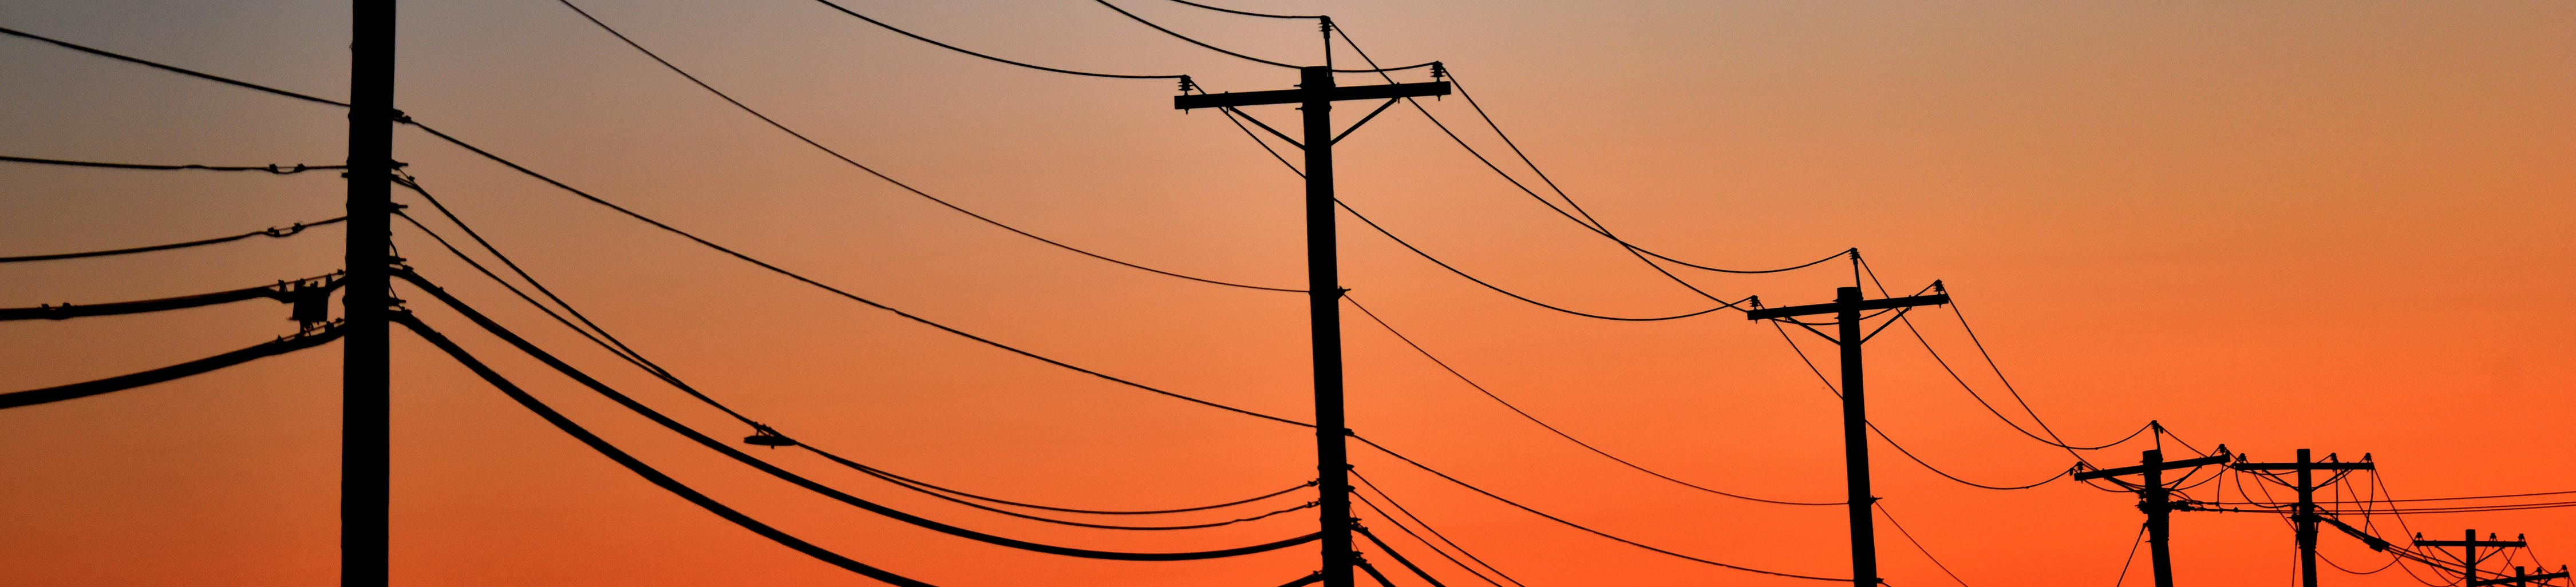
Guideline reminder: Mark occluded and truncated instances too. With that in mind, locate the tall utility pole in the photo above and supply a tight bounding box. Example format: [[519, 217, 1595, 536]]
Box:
[[1175, 66, 1448, 587], [2414, 530, 2529, 587], [344, 1, 394, 585], [1744, 283, 1950, 586], [2074, 448, 2231, 587], [2470, 565, 2569, 587], [2232, 449, 2372, 587]]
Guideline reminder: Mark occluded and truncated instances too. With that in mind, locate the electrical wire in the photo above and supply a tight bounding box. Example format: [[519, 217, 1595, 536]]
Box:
[[0, 154, 342, 174], [0, 273, 341, 321], [0, 325, 342, 409], [1089, 2, 1436, 73], [551, 0, 1298, 294], [0, 26, 349, 106], [391, 199, 1321, 518], [1336, 199, 1744, 321], [1876, 501, 1974, 587], [395, 312, 942, 586], [1352, 491, 1508, 587], [1348, 433, 1850, 582], [1344, 295, 1839, 506], [1767, 318, 2074, 491], [797, 0, 1182, 78], [400, 118, 1312, 428], [0, 216, 345, 263], [1354, 523, 1452, 587], [1154, 0, 1322, 19], [1856, 257, 2143, 453], [2110, 523, 2146, 587], [394, 269, 1321, 560], [1352, 470, 1528, 587]]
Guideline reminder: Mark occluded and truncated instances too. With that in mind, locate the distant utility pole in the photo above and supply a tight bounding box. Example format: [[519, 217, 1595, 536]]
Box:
[[2414, 530, 2531, 587], [2074, 448, 2231, 587], [343, 1, 395, 586], [2232, 449, 2372, 587], [1174, 66, 1448, 587], [1744, 281, 1950, 587], [2469, 565, 2569, 587]]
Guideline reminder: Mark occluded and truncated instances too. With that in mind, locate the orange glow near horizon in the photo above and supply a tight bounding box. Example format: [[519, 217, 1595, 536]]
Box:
[[2, 1, 2572, 586]]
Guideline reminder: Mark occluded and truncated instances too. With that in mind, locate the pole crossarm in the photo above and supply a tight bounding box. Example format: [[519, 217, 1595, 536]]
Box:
[[2234, 462, 2375, 472], [1744, 294, 1949, 320], [1176, 81, 1451, 110], [2075, 454, 2231, 481], [2414, 538, 2527, 548]]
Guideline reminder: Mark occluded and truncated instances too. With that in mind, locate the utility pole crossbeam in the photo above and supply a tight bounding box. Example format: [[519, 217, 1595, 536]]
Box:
[[2415, 529, 2530, 587], [1176, 66, 1448, 587], [2233, 449, 2373, 587], [2075, 449, 2231, 587], [344, 1, 394, 586], [1744, 284, 1949, 587]]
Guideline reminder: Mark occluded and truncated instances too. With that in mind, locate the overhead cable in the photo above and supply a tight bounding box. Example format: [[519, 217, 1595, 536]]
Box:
[[1857, 257, 2142, 452], [396, 312, 942, 586], [1875, 502, 1974, 587], [1090, 2, 1435, 73], [0, 154, 343, 174], [1349, 433, 1850, 582], [396, 269, 1321, 559], [392, 204, 1319, 517], [1352, 471, 1527, 587], [0, 273, 341, 321], [549, 0, 1294, 293], [1336, 200, 1743, 321], [1354, 523, 1452, 587], [400, 119, 1312, 427], [0, 216, 344, 263], [801, 0, 1183, 79], [1767, 319, 2072, 491], [0, 26, 350, 106], [1153, 0, 1322, 19], [1344, 295, 1839, 506], [0, 326, 342, 410]]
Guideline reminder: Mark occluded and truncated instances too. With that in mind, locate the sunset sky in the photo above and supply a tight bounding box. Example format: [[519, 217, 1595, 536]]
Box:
[[3, 1, 2571, 586]]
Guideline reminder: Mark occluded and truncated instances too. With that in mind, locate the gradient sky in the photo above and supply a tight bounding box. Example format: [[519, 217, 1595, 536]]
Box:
[[3, 1, 2571, 586]]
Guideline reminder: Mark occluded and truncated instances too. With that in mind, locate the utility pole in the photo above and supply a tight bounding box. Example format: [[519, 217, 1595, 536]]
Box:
[[2073, 448, 2231, 587], [343, 1, 394, 585], [1175, 66, 1447, 587], [2415, 530, 2528, 587], [2470, 565, 2569, 587], [2233, 449, 2372, 587], [1744, 281, 1950, 586]]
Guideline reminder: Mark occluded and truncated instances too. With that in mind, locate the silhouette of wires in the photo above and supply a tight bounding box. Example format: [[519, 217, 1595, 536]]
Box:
[[1091, 2, 1435, 73], [1153, 0, 1322, 19], [1855, 257, 2146, 454], [551, 0, 1298, 294], [390, 179, 1319, 519], [1876, 501, 1974, 587], [1349, 433, 1851, 582], [1337, 200, 1747, 321], [401, 118, 1311, 427], [1344, 295, 1838, 506], [0, 154, 343, 174], [1766, 318, 2074, 491], [0, 26, 349, 106], [396, 272, 1322, 559], [1353, 470, 1527, 587], [0, 325, 342, 409], [0, 273, 341, 321], [0, 216, 345, 264], [795, 0, 1182, 78]]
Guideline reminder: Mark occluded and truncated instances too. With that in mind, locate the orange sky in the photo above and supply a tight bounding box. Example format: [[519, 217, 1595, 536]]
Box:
[[3, 1, 2572, 586]]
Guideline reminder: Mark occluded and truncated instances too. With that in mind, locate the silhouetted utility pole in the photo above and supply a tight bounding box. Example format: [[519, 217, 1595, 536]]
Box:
[[344, 1, 394, 586], [2415, 530, 2529, 587], [2233, 449, 2372, 587], [2469, 565, 2569, 587], [1175, 66, 1448, 587], [1744, 283, 1950, 587], [2075, 448, 2231, 587]]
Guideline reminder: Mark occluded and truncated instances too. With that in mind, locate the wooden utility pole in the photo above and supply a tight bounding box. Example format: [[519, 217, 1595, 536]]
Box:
[[343, 1, 394, 585], [2233, 449, 2372, 587], [2415, 530, 2530, 587], [1175, 66, 1448, 587], [1744, 283, 1950, 586], [2075, 448, 2231, 587]]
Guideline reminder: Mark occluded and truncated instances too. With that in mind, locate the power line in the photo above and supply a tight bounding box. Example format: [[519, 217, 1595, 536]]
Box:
[[1154, 0, 1322, 19], [1354, 523, 1453, 587], [798, 0, 1183, 79], [391, 193, 1321, 518], [549, 0, 1299, 294], [1856, 257, 2142, 453], [1351, 491, 1509, 587], [1348, 433, 1851, 582], [1089, 2, 1437, 73], [0, 154, 343, 174], [0, 273, 341, 321], [395, 269, 1322, 560], [1336, 199, 1744, 321], [0, 25, 349, 106], [1343, 295, 1839, 506], [0, 326, 342, 410], [1352, 470, 1528, 587], [400, 118, 1312, 427], [1765, 318, 2074, 491], [0, 216, 346, 264], [1875, 501, 1974, 587]]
